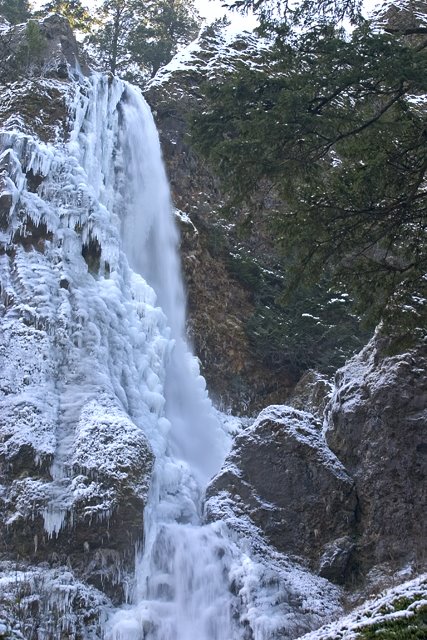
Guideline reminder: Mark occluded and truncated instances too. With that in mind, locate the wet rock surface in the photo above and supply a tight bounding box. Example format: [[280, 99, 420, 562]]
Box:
[[145, 30, 297, 414], [207, 332, 427, 588]]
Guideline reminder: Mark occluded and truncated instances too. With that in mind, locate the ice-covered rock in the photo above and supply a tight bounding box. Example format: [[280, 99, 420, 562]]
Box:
[[0, 561, 111, 639], [0, 73, 163, 603]]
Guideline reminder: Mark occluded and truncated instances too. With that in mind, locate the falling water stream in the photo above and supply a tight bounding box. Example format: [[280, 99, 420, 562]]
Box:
[[70, 75, 241, 640]]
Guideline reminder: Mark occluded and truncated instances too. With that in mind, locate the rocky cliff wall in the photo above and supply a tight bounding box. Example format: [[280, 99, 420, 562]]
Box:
[[206, 330, 426, 590], [325, 331, 427, 578], [0, 18, 157, 636], [144, 29, 298, 413], [0, 10, 425, 638]]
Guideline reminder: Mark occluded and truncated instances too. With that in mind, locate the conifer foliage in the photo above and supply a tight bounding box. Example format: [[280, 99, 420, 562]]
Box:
[[38, 0, 93, 31], [0, 0, 31, 24], [192, 0, 427, 331], [89, 0, 200, 79]]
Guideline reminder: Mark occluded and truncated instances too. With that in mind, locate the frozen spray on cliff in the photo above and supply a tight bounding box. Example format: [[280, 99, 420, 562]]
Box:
[[70, 75, 240, 639]]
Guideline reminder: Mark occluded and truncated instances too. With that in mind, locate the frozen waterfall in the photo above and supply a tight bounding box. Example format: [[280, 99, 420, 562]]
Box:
[[69, 75, 241, 640]]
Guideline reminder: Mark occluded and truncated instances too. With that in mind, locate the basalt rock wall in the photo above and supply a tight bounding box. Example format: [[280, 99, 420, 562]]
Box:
[[206, 331, 427, 588]]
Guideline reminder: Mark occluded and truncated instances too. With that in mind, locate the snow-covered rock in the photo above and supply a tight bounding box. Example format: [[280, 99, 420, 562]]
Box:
[[0, 58, 161, 609], [206, 405, 358, 584], [206, 327, 427, 591], [299, 573, 427, 640]]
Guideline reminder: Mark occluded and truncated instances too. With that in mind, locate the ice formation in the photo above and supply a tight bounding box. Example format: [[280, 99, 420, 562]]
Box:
[[1, 74, 344, 639]]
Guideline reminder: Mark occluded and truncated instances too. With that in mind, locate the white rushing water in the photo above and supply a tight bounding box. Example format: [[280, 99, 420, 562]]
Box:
[[69, 75, 240, 640], [67, 75, 342, 640]]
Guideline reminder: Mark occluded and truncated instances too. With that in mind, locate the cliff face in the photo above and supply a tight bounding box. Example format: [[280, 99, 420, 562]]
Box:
[[144, 28, 297, 413], [0, 10, 425, 639], [0, 21, 345, 640], [0, 17, 161, 634], [206, 330, 427, 589], [146, 6, 426, 593], [325, 332, 427, 577]]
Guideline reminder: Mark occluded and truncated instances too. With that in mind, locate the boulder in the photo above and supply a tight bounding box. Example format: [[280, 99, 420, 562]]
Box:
[[325, 333, 427, 576], [206, 405, 358, 583], [286, 370, 333, 417]]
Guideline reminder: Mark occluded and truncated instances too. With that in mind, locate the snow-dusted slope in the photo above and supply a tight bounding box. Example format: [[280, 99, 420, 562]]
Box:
[[150, 22, 269, 92], [300, 573, 427, 640]]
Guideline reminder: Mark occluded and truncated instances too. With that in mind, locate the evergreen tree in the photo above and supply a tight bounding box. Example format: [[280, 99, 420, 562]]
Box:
[[191, 4, 427, 331], [0, 0, 31, 24], [37, 0, 93, 32], [226, 0, 363, 29], [89, 0, 200, 79], [128, 0, 200, 77], [89, 0, 134, 74]]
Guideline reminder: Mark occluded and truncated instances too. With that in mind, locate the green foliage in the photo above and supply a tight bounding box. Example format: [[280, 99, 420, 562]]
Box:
[[250, 280, 367, 376], [19, 19, 46, 66], [225, 0, 363, 32], [355, 605, 427, 639], [226, 247, 367, 376], [0, 0, 30, 24], [37, 0, 93, 32], [87, 0, 134, 74], [89, 0, 200, 79], [128, 0, 200, 77], [191, 18, 427, 333], [228, 252, 264, 290]]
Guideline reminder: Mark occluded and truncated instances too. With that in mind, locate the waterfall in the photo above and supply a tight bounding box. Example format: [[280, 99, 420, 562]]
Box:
[[0, 71, 343, 639], [68, 75, 240, 640], [118, 86, 227, 486]]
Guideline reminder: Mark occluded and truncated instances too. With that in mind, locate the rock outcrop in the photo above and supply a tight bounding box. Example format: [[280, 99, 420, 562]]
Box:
[[325, 332, 427, 578], [206, 405, 358, 583], [286, 370, 333, 418], [1, 13, 89, 83], [0, 336, 154, 601], [0, 14, 89, 145], [207, 331, 427, 588]]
